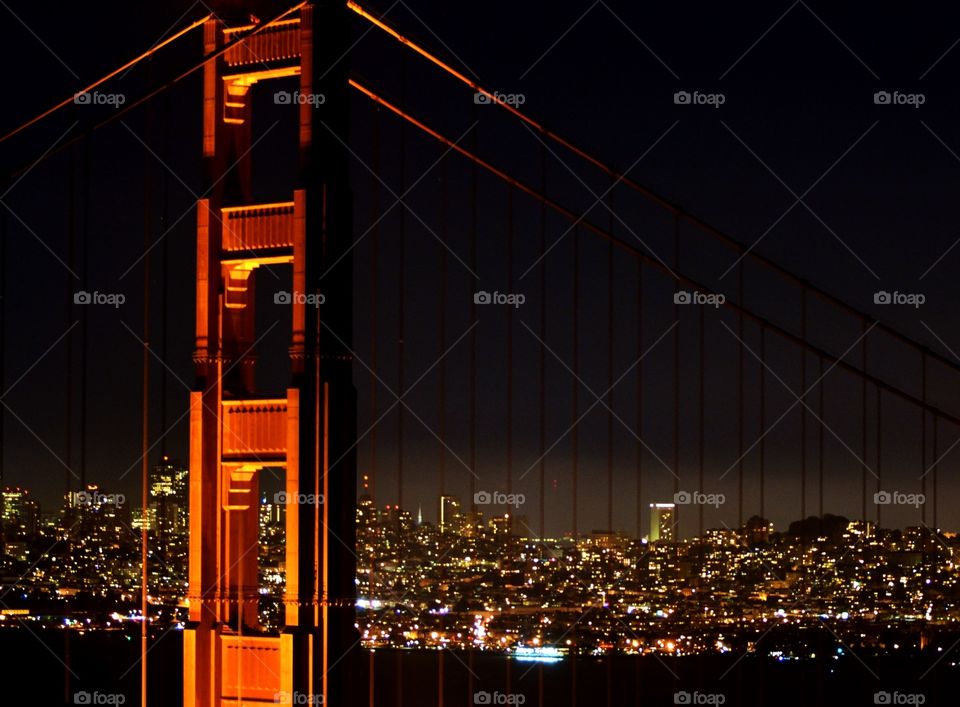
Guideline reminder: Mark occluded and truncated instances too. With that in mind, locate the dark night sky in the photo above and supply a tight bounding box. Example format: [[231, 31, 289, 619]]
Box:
[[3, 1, 960, 537]]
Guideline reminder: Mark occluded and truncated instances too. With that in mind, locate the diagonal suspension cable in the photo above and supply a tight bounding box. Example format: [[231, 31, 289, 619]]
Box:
[[347, 0, 960, 380], [0, 13, 212, 145], [3, 2, 307, 179], [348, 76, 960, 432]]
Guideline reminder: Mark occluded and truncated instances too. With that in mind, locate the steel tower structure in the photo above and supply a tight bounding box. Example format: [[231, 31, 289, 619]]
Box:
[[183, 3, 357, 704]]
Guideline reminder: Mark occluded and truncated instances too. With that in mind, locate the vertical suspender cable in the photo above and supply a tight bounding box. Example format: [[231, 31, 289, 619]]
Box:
[[396, 51, 407, 707], [66, 149, 76, 490], [507, 187, 513, 530], [818, 358, 824, 518], [877, 387, 882, 529], [932, 416, 938, 529], [572, 225, 579, 539], [673, 215, 680, 534], [370, 104, 380, 509], [469, 112, 478, 516], [396, 54, 406, 514], [81, 138, 90, 494], [368, 103, 381, 707], [607, 186, 614, 533], [861, 324, 868, 522], [538, 143, 546, 541], [368, 106, 380, 646], [80, 132, 93, 694], [698, 307, 704, 537], [497, 161, 510, 707], [140, 104, 153, 707], [737, 264, 744, 528], [921, 353, 927, 526], [159, 90, 170, 458], [759, 328, 765, 523], [467, 96, 478, 707], [537, 142, 546, 707], [64, 142, 76, 705], [800, 287, 806, 528], [439, 154, 447, 500], [605, 176, 615, 707], [636, 252, 643, 539]]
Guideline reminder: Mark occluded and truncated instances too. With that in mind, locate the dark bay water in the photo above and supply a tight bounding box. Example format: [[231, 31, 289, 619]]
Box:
[[2, 630, 955, 706]]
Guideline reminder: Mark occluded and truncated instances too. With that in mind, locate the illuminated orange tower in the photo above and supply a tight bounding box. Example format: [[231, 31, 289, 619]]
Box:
[[184, 2, 357, 705]]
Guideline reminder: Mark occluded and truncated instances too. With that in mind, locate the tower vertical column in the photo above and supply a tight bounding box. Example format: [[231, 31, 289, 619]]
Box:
[[185, 4, 357, 706]]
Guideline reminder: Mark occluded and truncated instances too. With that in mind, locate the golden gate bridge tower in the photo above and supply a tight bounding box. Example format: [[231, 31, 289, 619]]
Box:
[[184, 2, 357, 704]]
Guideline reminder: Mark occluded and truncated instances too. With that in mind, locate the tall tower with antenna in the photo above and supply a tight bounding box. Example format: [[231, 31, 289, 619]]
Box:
[[183, 2, 357, 705]]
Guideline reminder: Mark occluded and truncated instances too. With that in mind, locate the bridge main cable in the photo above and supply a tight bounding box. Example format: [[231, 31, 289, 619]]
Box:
[[349, 76, 960, 430], [347, 0, 959, 379], [3, 2, 307, 178], [0, 13, 212, 145]]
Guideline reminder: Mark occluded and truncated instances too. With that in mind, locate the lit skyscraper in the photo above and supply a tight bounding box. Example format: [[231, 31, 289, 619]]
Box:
[[649, 503, 675, 542], [439, 494, 462, 533]]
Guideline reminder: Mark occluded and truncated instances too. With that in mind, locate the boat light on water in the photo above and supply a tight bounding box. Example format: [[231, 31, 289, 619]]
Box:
[[511, 645, 565, 663]]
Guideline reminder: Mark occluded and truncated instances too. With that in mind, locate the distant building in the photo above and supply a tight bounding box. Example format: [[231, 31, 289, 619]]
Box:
[[132, 507, 158, 531], [649, 503, 675, 542], [489, 514, 511, 536], [1, 487, 39, 536], [151, 457, 188, 535], [585, 531, 628, 550], [438, 495, 462, 533]]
